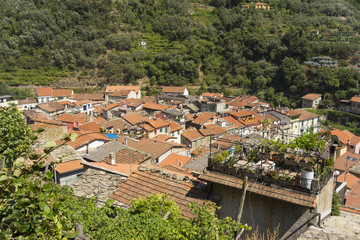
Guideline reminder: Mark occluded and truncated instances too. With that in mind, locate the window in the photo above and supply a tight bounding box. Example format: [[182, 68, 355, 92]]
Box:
[[160, 128, 163, 133], [165, 127, 168, 133]]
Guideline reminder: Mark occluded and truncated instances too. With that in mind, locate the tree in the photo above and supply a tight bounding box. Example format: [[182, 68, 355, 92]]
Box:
[[0, 105, 36, 168]]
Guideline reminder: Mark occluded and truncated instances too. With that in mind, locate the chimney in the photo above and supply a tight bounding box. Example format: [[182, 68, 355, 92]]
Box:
[[125, 137, 127, 146], [110, 152, 115, 165], [179, 161, 182, 167]]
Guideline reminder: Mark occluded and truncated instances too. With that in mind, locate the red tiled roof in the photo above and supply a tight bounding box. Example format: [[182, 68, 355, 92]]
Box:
[[169, 121, 182, 132], [102, 103, 119, 111], [265, 113, 280, 123], [182, 129, 204, 141], [110, 168, 208, 218], [288, 109, 319, 121], [74, 100, 90, 108], [337, 172, 360, 189], [56, 132, 110, 149], [222, 116, 244, 128], [52, 89, 73, 97], [109, 90, 131, 97], [127, 138, 175, 160], [331, 129, 354, 144], [122, 113, 148, 126], [334, 152, 360, 172], [200, 124, 227, 136], [159, 153, 191, 168], [350, 136, 360, 146], [79, 122, 101, 132], [110, 118, 131, 131], [350, 96, 360, 103], [192, 112, 216, 125], [162, 86, 186, 93], [201, 92, 222, 98], [93, 117, 113, 129], [152, 134, 176, 142], [38, 102, 65, 112], [345, 182, 360, 210], [199, 171, 318, 208], [102, 149, 149, 165], [56, 160, 83, 174], [229, 110, 253, 119], [185, 113, 194, 121], [146, 118, 170, 129], [57, 113, 87, 124], [301, 93, 322, 101], [105, 86, 140, 93], [36, 87, 53, 97], [142, 102, 168, 111]]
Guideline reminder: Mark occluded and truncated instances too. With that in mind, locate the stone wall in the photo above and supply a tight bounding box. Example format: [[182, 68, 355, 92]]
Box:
[[71, 168, 126, 207]]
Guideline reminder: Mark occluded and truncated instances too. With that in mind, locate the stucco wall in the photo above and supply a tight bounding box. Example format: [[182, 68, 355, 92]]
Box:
[[210, 183, 310, 238], [315, 176, 334, 219]]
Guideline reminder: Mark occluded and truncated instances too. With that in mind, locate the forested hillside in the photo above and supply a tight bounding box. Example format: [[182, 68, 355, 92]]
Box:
[[1, 0, 360, 107]]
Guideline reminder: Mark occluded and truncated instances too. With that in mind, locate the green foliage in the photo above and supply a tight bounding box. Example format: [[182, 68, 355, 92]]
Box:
[[222, 150, 230, 158], [130, 194, 182, 220], [331, 192, 340, 216], [0, 105, 36, 168], [212, 153, 225, 164]]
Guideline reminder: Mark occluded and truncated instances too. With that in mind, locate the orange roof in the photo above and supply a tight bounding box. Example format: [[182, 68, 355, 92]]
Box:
[[79, 122, 101, 132], [142, 123, 155, 132], [169, 121, 182, 132], [255, 2, 268, 5], [18, 99, 37, 104], [265, 113, 280, 123], [56, 160, 83, 174], [288, 109, 319, 121], [345, 182, 360, 209], [162, 86, 186, 93], [56, 132, 110, 149], [350, 96, 360, 103], [102, 103, 119, 111], [331, 129, 354, 144], [201, 124, 227, 136], [192, 112, 216, 125], [159, 153, 191, 167], [182, 129, 203, 141], [36, 87, 53, 97], [301, 93, 322, 101], [52, 89, 73, 97], [222, 116, 244, 128], [334, 152, 360, 172], [337, 172, 360, 189], [93, 117, 113, 128], [73, 93, 104, 101], [146, 118, 170, 129], [74, 100, 90, 108], [57, 113, 87, 124], [38, 102, 65, 112], [350, 136, 360, 146], [109, 90, 131, 97], [125, 98, 145, 107], [122, 113, 148, 126], [229, 110, 254, 119], [185, 113, 194, 121], [152, 134, 176, 142], [105, 86, 140, 93], [142, 102, 168, 111], [201, 92, 222, 98]]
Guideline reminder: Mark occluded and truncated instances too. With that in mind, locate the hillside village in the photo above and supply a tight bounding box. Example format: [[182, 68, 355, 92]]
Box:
[[1, 86, 360, 238]]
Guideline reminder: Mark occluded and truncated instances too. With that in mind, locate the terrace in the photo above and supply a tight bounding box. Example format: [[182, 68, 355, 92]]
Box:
[[207, 130, 334, 195]]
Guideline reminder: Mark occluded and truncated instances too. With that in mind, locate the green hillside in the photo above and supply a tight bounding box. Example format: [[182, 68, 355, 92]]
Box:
[[1, 0, 360, 107]]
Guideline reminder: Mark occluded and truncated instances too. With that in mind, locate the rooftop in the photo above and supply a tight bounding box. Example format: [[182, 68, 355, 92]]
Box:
[[301, 93, 322, 101], [105, 86, 140, 93], [56, 159, 83, 174], [110, 166, 208, 218], [162, 86, 186, 93], [122, 113, 148, 126], [159, 153, 191, 168], [192, 112, 216, 125]]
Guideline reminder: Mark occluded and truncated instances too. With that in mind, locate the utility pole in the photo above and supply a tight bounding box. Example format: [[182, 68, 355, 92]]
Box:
[[236, 176, 248, 240]]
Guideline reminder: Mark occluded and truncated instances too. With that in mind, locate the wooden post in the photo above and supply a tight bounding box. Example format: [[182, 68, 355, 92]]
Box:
[[237, 176, 248, 222]]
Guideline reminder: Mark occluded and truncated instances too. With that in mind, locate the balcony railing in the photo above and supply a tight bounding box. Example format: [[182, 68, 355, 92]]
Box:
[[207, 158, 333, 195]]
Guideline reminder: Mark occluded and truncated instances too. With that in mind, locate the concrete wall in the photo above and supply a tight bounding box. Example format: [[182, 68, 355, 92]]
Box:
[[210, 183, 311, 238], [315, 175, 334, 220]]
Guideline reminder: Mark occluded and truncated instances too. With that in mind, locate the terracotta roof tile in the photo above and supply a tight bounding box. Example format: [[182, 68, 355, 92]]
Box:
[[350, 136, 360, 146], [102, 149, 149, 165], [170, 121, 182, 132], [146, 118, 170, 129], [301, 93, 322, 101], [52, 89, 73, 97], [142, 101, 169, 111], [56, 160, 83, 174], [36, 87, 53, 97], [182, 129, 204, 141], [105, 86, 140, 93], [57, 113, 87, 124], [331, 129, 354, 144], [38, 102, 65, 112], [127, 138, 176, 160], [200, 125, 227, 136], [350, 96, 360, 103], [79, 122, 102, 132], [18, 99, 37, 104], [56, 132, 110, 150], [152, 134, 176, 142], [337, 172, 360, 189], [288, 109, 319, 121], [109, 90, 131, 97], [334, 152, 360, 172], [122, 113, 148, 126], [110, 168, 208, 218], [93, 117, 113, 129], [229, 110, 254, 119], [159, 153, 191, 167], [185, 113, 194, 121], [199, 171, 317, 208], [162, 86, 186, 93], [102, 103, 119, 111], [192, 112, 216, 125], [110, 118, 131, 131], [345, 182, 360, 209]]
